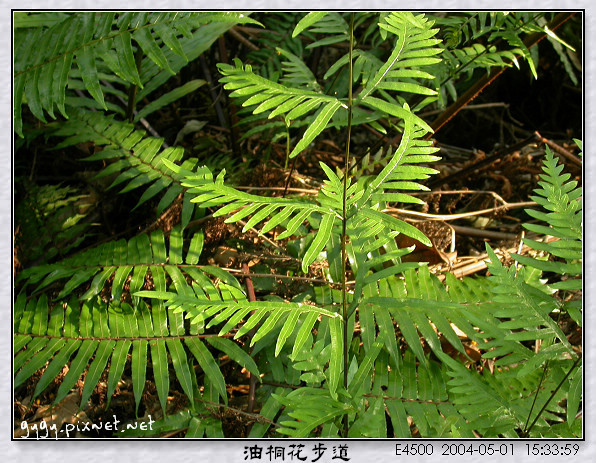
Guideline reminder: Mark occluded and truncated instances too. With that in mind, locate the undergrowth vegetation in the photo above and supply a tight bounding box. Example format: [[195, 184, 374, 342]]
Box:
[[13, 11, 582, 438]]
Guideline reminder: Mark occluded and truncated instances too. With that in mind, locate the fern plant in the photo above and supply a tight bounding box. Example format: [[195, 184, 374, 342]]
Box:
[[14, 11, 261, 135], [15, 227, 260, 419], [14, 11, 582, 439]]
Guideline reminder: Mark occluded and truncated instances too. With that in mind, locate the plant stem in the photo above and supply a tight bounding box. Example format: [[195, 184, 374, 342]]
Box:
[[340, 12, 355, 438], [126, 49, 144, 123], [522, 355, 581, 437], [523, 360, 549, 434], [242, 262, 259, 435], [284, 120, 291, 170]]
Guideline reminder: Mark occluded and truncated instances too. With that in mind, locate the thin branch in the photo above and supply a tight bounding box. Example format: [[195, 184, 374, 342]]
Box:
[[229, 26, 260, 51], [450, 224, 518, 241], [384, 201, 537, 221], [535, 131, 582, 167], [340, 13, 355, 438], [236, 186, 318, 195], [193, 396, 281, 428], [522, 355, 581, 437], [242, 262, 259, 417], [409, 189, 509, 206]]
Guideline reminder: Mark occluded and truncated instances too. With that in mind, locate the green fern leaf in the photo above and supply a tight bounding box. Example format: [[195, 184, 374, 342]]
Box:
[[80, 339, 116, 406], [106, 340, 131, 409], [76, 14, 108, 110], [277, 47, 321, 91], [206, 337, 260, 379], [291, 100, 343, 158], [301, 12, 349, 49], [274, 387, 352, 438], [348, 341, 383, 397], [55, 338, 99, 405], [486, 243, 575, 355], [14, 12, 256, 136], [292, 12, 328, 38], [513, 146, 582, 285], [185, 338, 228, 405], [150, 342, 170, 416], [218, 58, 345, 158], [134, 79, 205, 122], [357, 12, 441, 103]]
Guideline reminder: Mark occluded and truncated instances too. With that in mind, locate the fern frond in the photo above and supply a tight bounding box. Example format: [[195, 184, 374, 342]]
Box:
[[442, 12, 511, 48], [273, 387, 352, 438], [140, 289, 341, 349], [447, 43, 518, 73], [485, 244, 575, 356], [139, 284, 345, 400], [17, 227, 216, 304], [363, 269, 472, 365], [52, 108, 209, 224], [361, 264, 540, 377], [513, 146, 582, 289], [292, 12, 328, 38], [357, 13, 442, 104], [218, 58, 345, 158], [384, 350, 476, 438], [323, 49, 383, 85], [277, 48, 321, 92], [440, 352, 524, 436], [343, 117, 439, 311], [14, 274, 267, 415], [15, 295, 215, 414], [356, 114, 440, 208], [182, 167, 339, 273], [292, 12, 349, 49], [181, 116, 438, 275], [14, 12, 259, 136], [440, 351, 578, 437]]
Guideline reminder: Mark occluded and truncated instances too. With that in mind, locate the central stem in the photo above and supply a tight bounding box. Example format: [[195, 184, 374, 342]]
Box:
[[341, 12, 355, 438]]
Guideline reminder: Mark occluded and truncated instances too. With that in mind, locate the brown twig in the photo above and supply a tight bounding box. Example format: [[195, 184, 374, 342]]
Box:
[[384, 201, 537, 222], [410, 189, 509, 205], [419, 102, 510, 119], [535, 131, 582, 167], [229, 26, 259, 51], [200, 54, 228, 131], [427, 133, 540, 190], [242, 263, 259, 433], [236, 186, 318, 195], [449, 224, 518, 241], [282, 155, 299, 198]]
